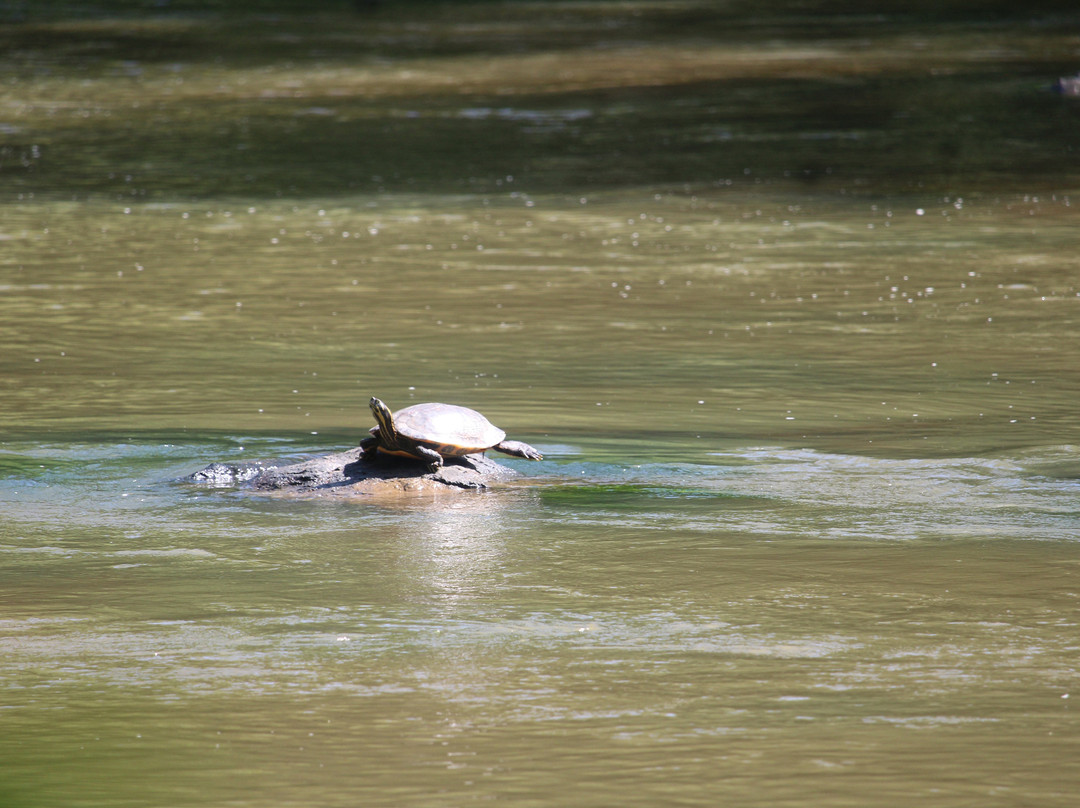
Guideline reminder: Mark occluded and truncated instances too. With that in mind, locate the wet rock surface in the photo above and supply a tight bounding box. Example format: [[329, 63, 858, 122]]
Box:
[[185, 447, 521, 500]]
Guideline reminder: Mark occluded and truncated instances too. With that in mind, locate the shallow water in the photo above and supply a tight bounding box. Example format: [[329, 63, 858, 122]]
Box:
[[3, 3, 1080, 806]]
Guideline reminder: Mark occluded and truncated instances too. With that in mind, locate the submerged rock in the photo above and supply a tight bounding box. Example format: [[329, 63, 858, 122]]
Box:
[[185, 446, 521, 501], [187, 461, 268, 486], [1054, 74, 1080, 97]]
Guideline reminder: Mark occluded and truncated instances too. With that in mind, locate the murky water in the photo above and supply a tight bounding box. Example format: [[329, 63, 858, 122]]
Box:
[[3, 3, 1080, 807]]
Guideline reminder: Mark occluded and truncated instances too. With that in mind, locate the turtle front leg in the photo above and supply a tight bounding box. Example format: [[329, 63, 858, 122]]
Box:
[[493, 440, 543, 461], [360, 435, 380, 462], [414, 444, 444, 473]]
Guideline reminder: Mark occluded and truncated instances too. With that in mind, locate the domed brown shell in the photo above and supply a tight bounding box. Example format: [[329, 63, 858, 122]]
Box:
[[392, 403, 506, 456]]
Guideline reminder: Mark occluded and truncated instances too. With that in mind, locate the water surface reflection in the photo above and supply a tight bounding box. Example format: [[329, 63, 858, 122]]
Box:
[[3, 1, 1080, 805]]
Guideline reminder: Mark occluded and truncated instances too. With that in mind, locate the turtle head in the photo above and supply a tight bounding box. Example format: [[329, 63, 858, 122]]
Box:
[[369, 397, 399, 449]]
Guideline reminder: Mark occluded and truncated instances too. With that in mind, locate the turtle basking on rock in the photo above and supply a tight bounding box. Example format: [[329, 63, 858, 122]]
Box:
[[361, 396, 543, 472]]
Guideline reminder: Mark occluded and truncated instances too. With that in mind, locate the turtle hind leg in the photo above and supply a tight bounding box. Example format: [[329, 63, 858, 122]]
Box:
[[414, 444, 444, 473], [493, 440, 543, 461]]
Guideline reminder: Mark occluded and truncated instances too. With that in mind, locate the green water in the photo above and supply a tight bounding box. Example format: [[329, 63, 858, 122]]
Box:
[[3, 3, 1080, 806]]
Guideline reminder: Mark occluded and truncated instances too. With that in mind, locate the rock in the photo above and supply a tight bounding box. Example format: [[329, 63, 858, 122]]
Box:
[[187, 461, 269, 486], [185, 447, 522, 501]]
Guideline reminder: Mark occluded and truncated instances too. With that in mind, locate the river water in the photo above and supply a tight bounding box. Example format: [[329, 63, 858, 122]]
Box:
[[2, 3, 1080, 806]]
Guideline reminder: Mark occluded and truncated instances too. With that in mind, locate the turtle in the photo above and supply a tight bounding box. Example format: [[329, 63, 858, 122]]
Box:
[[360, 396, 543, 472]]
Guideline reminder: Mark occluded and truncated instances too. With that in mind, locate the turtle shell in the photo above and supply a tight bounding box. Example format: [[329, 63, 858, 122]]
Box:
[[392, 403, 506, 456]]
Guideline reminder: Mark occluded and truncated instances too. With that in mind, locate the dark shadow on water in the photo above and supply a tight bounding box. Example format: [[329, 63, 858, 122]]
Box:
[[2, 0, 1079, 199], [7, 76, 1079, 199], [539, 482, 767, 512]]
